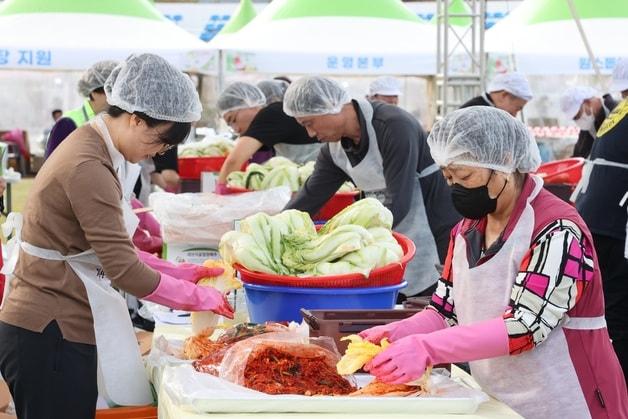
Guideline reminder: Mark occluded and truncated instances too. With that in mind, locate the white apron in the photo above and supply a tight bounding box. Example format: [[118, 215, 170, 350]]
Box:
[[1, 115, 152, 406], [273, 142, 322, 165], [328, 99, 440, 295], [137, 158, 156, 206], [452, 175, 604, 419]]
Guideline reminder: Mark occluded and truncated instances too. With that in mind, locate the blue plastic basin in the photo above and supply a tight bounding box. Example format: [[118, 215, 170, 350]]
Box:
[[243, 281, 407, 323]]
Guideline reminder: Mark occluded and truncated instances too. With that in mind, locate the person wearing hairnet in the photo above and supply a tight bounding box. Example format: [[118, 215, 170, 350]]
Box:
[[367, 76, 402, 105], [560, 86, 618, 158], [284, 76, 460, 298], [215, 82, 321, 191], [359, 106, 627, 418], [46, 60, 181, 210], [257, 79, 289, 105], [273, 75, 292, 84], [460, 72, 532, 117], [572, 93, 628, 383], [612, 58, 628, 99], [45, 60, 118, 158], [0, 54, 233, 417]]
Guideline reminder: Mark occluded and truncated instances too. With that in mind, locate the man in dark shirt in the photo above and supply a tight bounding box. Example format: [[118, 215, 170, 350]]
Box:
[[560, 86, 618, 158], [133, 147, 180, 202], [215, 82, 320, 191], [283, 76, 461, 297], [573, 98, 628, 379], [367, 76, 402, 106], [460, 72, 533, 117]]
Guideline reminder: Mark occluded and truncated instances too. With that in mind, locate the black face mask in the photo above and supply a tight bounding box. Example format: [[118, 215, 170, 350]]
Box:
[[451, 171, 508, 220]]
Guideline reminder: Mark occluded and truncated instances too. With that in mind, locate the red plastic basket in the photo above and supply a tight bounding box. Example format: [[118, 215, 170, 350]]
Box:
[[178, 156, 227, 180], [235, 231, 416, 289], [535, 158, 585, 185], [224, 185, 250, 194], [313, 191, 360, 221]]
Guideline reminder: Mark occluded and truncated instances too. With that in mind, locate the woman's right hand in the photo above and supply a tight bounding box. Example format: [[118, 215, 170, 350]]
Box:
[[199, 287, 234, 319], [143, 273, 235, 319], [359, 308, 450, 344], [359, 323, 402, 344]]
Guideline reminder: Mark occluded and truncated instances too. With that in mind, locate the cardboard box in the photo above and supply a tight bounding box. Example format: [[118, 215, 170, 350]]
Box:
[[302, 309, 421, 354], [162, 243, 220, 265]]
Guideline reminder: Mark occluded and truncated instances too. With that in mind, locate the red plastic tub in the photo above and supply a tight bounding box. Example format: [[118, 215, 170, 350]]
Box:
[[178, 156, 227, 180], [224, 185, 250, 194], [95, 406, 157, 418], [314, 191, 360, 221], [535, 158, 585, 185], [235, 231, 416, 289]]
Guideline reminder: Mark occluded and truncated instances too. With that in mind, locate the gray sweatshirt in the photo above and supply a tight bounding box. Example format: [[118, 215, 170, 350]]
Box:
[[286, 100, 460, 262]]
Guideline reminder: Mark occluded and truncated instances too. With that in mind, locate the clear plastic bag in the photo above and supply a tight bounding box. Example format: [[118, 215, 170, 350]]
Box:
[[218, 332, 356, 395], [149, 186, 291, 247]]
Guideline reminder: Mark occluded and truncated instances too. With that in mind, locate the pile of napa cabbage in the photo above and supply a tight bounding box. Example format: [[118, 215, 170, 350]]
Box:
[[219, 198, 403, 277]]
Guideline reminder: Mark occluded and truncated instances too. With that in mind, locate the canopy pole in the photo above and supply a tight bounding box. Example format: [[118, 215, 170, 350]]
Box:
[[566, 0, 601, 78], [217, 49, 225, 94]]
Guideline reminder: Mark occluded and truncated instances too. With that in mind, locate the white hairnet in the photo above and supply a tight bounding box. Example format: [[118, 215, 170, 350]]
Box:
[[105, 54, 201, 123], [559, 86, 597, 119], [369, 76, 402, 96], [78, 60, 118, 97], [283, 76, 351, 118], [217, 82, 266, 116], [257, 80, 289, 105], [487, 72, 533, 101], [612, 58, 628, 93], [427, 106, 541, 173]]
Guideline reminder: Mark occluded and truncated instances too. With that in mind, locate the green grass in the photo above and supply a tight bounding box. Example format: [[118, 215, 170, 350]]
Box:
[[1, 176, 34, 242], [6, 176, 34, 214]]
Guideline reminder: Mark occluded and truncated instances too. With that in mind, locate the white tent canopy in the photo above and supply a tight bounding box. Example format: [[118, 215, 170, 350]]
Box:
[[0, 0, 216, 73], [485, 0, 628, 75], [208, 0, 437, 75]]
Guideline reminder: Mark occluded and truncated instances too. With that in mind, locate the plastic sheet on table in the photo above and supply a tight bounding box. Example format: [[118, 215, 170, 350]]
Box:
[[161, 365, 489, 414]]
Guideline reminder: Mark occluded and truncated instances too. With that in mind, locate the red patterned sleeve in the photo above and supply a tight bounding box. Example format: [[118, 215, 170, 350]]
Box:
[[429, 224, 460, 327], [503, 220, 594, 355]]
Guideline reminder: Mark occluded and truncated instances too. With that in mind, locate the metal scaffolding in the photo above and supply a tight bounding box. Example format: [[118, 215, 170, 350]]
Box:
[[435, 0, 487, 117]]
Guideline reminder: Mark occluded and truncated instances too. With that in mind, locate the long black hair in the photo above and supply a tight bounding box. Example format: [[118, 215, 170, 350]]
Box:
[[107, 105, 191, 146]]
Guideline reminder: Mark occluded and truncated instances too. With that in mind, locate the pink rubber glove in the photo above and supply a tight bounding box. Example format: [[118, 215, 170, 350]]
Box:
[[136, 209, 162, 239], [133, 229, 163, 255], [214, 182, 230, 195], [137, 249, 224, 284], [143, 273, 234, 318], [365, 317, 508, 384], [131, 199, 164, 254], [359, 308, 449, 344]]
